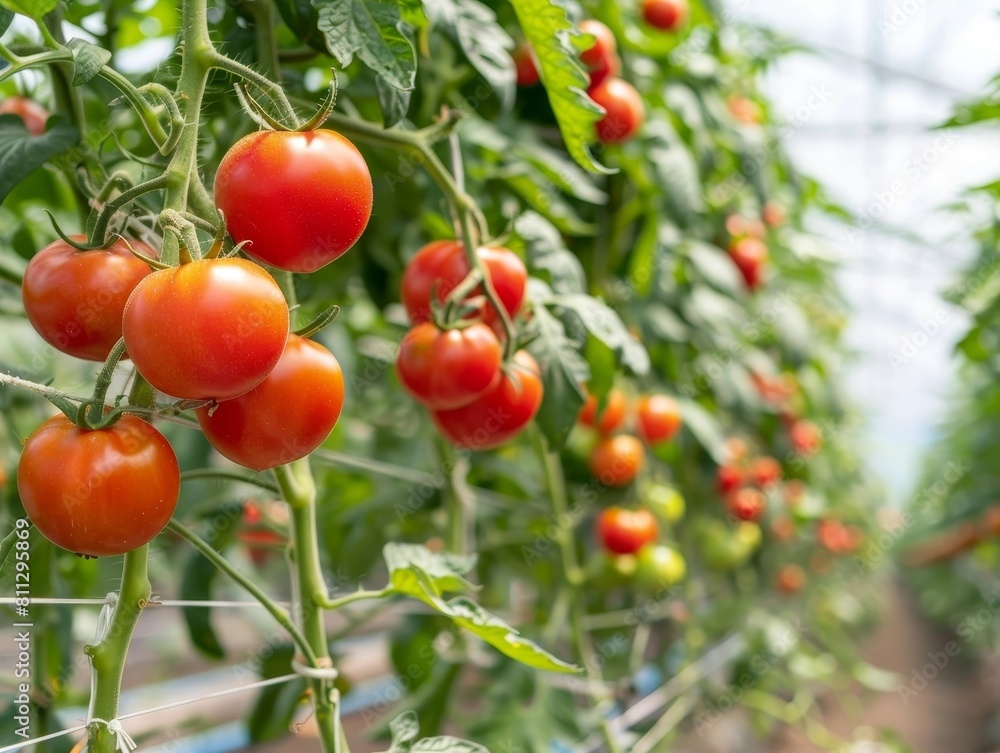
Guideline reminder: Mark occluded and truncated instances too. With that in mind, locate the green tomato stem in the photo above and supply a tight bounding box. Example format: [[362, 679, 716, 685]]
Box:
[[85, 546, 150, 753], [85, 338, 127, 426], [179, 468, 279, 493], [274, 460, 344, 753]]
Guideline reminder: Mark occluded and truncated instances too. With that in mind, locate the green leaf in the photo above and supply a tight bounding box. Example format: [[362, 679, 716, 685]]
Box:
[[0, 0, 56, 19], [377, 76, 412, 126], [528, 301, 589, 448], [180, 546, 226, 659], [517, 212, 587, 293], [499, 164, 594, 236], [645, 119, 704, 225], [66, 38, 111, 86], [508, 0, 608, 173], [384, 542, 477, 597], [386, 711, 489, 753], [316, 0, 417, 92], [0, 116, 79, 204], [273, 0, 328, 49], [684, 240, 741, 294], [0, 8, 13, 35], [0, 524, 20, 581], [389, 711, 421, 749], [412, 737, 490, 752], [248, 644, 308, 741], [677, 398, 727, 462], [424, 0, 515, 109], [549, 293, 650, 375]]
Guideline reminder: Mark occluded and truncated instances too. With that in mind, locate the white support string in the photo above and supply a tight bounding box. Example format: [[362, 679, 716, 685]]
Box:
[[0, 673, 300, 753], [0, 597, 291, 608]]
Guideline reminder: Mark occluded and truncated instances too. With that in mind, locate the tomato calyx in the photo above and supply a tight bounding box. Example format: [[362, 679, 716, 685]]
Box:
[[235, 73, 340, 133]]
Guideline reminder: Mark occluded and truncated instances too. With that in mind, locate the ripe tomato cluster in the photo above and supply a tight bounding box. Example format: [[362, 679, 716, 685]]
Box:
[[714, 439, 791, 523], [578, 21, 644, 144], [578, 389, 682, 487], [395, 240, 542, 450], [16, 127, 367, 556], [594, 492, 686, 592]]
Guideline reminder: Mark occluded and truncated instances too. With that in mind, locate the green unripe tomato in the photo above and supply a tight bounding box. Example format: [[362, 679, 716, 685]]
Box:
[[645, 482, 686, 524], [587, 551, 639, 589], [734, 521, 762, 553], [635, 544, 686, 592]]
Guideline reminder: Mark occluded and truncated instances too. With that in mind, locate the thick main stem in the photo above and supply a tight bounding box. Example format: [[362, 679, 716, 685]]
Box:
[[275, 460, 342, 753], [86, 546, 150, 753]]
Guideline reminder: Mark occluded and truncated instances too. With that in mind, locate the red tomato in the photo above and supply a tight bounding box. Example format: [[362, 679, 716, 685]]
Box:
[[588, 434, 645, 487], [636, 394, 682, 444], [590, 78, 645, 144], [431, 350, 543, 449], [749, 456, 782, 488], [22, 236, 156, 361], [579, 20, 617, 70], [727, 237, 768, 290], [197, 335, 344, 471], [123, 258, 289, 400], [817, 519, 851, 554], [716, 464, 744, 494], [401, 240, 527, 326], [579, 389, 627, 434], [513, 44, 540, 86], [642, 0, 687, 31], [214, 129, 373, 272], [18, 414, 179, 557], [588, 52, 621, 89], [790, 419, 822, 455], [776, 564, 806, 594], [0, 96, 48, 135], [396, 322, 502, 409], [763, 201, 786, 228], [597, 507, 658, 555], [727, 487, 766, 522]]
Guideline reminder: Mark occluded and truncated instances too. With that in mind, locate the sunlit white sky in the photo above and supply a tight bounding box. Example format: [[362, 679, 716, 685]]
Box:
[[729, 0, 1000, 503]]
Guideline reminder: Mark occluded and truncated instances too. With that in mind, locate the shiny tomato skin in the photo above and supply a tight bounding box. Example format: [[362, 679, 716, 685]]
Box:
[[431, 350, 542, 450], [727, 237, 768, 290], [0, 96, 48, 135], [597, 507, 659, 555], [22, 236, 156, 362], [578, 389, 627, 434], [401, 240, 527, 326], [636, 394, 682, 443], [588, 434, 645, 487], [17, 414, 179, 557], [590, 78, 645, 144], [580, 20, 617, 70], [122, 258, 289, 400], [642, 0, 688, 31], [214, 129, 373, 272], [197, 335, 344, 471], [514, 44, 540, 86], [396, 322, 502, 409]]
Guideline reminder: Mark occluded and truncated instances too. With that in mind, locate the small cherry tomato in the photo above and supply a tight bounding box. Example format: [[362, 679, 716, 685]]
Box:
[[214, 129, 373, 272], [636, 394, 682, 444], [597, 507, 659, 554], [396, 322, 502, 409], [401, 240, 527, 326], [22, 236, 156, 361], [18, 414, 179, 557], [588, 434, 645, 487], [590, 77, 644, 144], [0, 96, 48, 135], [790, 419, 822, 455], [727, 237, 768, 290], [749, 456, 782, 488], [513, 44, 540, 86], [578, 389, 627, 434], [579, 20, 617, 70], [726, 487, 766, 522], [431, 350, 543, 450], [123, 258, 289, 400], [641, 0, 687, 31], [197, 335, 344, 471], [644, 483, 685, 523], [716, 464, 744, 494], [635, 544, 686, 591]]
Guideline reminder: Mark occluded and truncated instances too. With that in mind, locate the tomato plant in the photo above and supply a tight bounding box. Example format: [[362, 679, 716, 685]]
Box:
[[17, 414, 179, 557]]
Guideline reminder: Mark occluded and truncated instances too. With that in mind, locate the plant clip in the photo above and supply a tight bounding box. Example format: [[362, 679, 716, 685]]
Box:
[[234, 82, 295, 132], [298, 71, 339, 132], [293, 305, 341, 339]]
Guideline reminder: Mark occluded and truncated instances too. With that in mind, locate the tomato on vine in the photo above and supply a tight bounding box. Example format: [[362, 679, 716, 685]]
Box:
[[579, 20, 619, 88], [22, 236, 156, 361], [716, 463, 744, 494], [644, 483, 685, 523], [513, 44, 540, 86], [726, 487, 766, 522], [122, 258, 289, 400], [0, 96, 48, 135], [790, 419, 822, 454], [578, 388, 627, 434], [641, 0, 687, 31], [597, 507, 658, 555], [635, 394, 681, 444], [635, 544, 686, 590], [590, 78, 644, 144], [214, 129, 373, 272], [727, 236, 768, 290], [748, 456, 782, 488], [431, 350, 542, 449], [17, 414, 179, 557], [401, 240, 527, 327], [197, 334, 344, 471], [396, 322, 502, 409], [588, 434, 645, 487]]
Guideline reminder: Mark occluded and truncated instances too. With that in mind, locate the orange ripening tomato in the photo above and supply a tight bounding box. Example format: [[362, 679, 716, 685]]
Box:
[[589, 434, 645, 487], [197, 335, 344, 471], [579, 389, 627, 434], [22, 236, 157, 361], [123, 258, 289, 400], [0, 96, 48, 135], [214, 129, 373, 272], [18, 414, 179, 557], [636, 394, 682, 444], [431, 350, 543, 450]]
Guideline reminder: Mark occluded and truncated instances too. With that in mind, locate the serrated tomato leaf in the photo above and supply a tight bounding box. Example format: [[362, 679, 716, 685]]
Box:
[[548, 293, 650, 375], [0, 116, 79, 204], [508, 0, 609, 174], [66, 38, 111, 86]]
